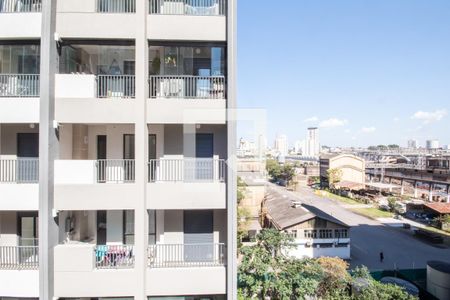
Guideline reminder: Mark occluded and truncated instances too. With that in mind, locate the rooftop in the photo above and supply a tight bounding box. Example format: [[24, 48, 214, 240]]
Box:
[[264, 188, 349, 230], [424, 202, 450, 214]]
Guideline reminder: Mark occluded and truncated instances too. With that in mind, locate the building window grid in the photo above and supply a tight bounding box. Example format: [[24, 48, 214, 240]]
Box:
[[319, 229, 333, 239], [304, 229, 317, 239], [334, 229, 348, 239]]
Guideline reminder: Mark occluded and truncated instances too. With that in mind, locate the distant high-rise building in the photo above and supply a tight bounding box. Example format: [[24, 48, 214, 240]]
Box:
[[274, 134, 288, 156], [294, 140, 306, 154], [305, 127, 320, 157], [407, 139, 418, 149], [426, 140, 440, 150]]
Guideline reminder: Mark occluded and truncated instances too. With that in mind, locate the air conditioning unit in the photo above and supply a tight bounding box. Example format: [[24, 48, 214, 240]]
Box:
[[291, 201, 302, 208]]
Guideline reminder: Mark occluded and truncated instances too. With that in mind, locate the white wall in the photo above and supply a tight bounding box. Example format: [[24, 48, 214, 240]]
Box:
[[147, 99, 226, 124], [0, 184, 39, 211], [148, 15, 226, 41], [0, 14, 41, 39], [55, 74, 96, 98], [0, 99, 39, 123], [0, 270, 39, 298], [287, 239, 351, 260]]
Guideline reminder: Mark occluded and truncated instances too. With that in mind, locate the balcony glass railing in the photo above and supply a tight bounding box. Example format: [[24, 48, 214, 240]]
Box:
[[0, 0, 42, 13], [96, 75, 135, 98], [0, 246, 39, 269], [96, 0, 135, 13], [148, 243, 225, 268], [95, 245, 134, 269], [0, 74, 40, 97], [149, 75, 225, 99], [149, 0, 225, 16], [0, 159, 39, 183], [148, 158, 226, 182]]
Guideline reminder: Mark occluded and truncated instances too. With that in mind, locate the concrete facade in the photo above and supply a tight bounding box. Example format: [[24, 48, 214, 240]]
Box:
[[0, 0, 236, 299]]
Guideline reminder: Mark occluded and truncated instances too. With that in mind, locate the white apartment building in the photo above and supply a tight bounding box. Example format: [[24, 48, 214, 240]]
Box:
[[274, 134, 288, 157], [0, 0, 236, 299], [304, 127, 319, 158]]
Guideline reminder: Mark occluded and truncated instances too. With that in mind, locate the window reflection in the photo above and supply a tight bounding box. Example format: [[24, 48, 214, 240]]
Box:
[[149, 45, 226, 76], [0, 44, 40, 74]]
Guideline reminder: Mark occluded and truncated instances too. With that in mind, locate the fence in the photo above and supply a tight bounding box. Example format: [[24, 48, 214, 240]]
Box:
[[0, 0, 41, 12], [148, 243, 225, 268], [96, 159, 135, 183], [0, 74, 40, 97], [97, 75, 135, 98], [97, 0, 135, 13], [149, 75, 225, 99], [149, 0, 225, 15], [0, 159, 39, 183], [148, 158, 226, 182], [0, 246, 39, 269]]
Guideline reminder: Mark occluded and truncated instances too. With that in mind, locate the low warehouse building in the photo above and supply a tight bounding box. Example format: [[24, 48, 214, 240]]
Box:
[[263, 189, 351, 259]]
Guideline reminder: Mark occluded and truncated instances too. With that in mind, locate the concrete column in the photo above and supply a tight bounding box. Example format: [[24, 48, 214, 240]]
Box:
[[134, 0, 149, 298], [447, 185, 450, 203], [38, 0, 58, 299], [400, 179, 404, 196], [429, 183, 434, 202], [414, 181, 418, 198], [227, 0, 237, 299], [72, 124, 88, 159]]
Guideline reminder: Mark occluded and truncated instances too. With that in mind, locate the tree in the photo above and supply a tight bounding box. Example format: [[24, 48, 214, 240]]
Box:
[[327, 168, 343, 188], [281, 164, 296, 185], [266, 159, 282, 180], [387, 197, 397, 212], [237, 177, 250, 247], [316, 257, 351, 298], [237, 176, 247, 205]]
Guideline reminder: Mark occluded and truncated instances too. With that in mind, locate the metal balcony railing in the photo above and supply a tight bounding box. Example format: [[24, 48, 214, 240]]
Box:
[[96, 159, 135, 183], [0, 159, 39, 183], [95, 245, 134, 269], [96, 0, 135, 13], [96, 75, 135, 98], [0, 74, 40, 97], [0, 0, 42, 13], [149, 0, 226, 16], [0, 246, 39, 269], [149, 75, 225, 99], [148, 158, 226, 182], [148, 243, 225, 268]]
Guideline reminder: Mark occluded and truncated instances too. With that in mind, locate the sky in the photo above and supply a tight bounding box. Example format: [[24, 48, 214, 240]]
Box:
[[237, 0, 450, 148]]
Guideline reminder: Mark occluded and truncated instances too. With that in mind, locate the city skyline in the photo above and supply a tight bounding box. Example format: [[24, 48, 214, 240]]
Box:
[[237, 0, 450, 147]]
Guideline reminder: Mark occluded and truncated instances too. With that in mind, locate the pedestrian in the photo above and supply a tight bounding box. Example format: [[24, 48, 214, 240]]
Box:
[[379, 251, 384, 263]]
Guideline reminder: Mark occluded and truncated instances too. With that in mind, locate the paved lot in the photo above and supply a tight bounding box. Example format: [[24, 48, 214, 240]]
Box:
[[267, 183, 450, 271]]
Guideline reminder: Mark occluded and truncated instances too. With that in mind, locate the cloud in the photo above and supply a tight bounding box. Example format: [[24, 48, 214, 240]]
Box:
[[411, 109, 447, 124], [361, 127, 376, 133], [393, 117, 400, 122], [304, 116, 319, 123], [319, 118, 348, 128], [344, 129, 351, 133]]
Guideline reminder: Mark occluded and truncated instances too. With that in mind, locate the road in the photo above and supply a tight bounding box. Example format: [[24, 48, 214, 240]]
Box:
[[267, 183, 450, 270]]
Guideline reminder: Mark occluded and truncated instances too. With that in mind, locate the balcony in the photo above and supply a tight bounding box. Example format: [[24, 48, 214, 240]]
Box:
[[148, 243, 225, 268], [148, 0, 226, 41], [0, 245, 39, 298], [146, 243, 226, 296], [147, 75, 226, 124], [0, 245, 38, 270], [0, 159, 39, 210], [54, 159, 138, 210], [147, 158, 226, 209], [0, 0, 42, 38], [57, 0, 137, 39], [54, 243, 136, 298]]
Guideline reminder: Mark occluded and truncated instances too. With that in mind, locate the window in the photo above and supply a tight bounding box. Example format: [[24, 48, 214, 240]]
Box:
[[335, 229, 348, 239], [284, 230, 297, 239], [148, 210, 156, 245], [123, 210, 134, 244], [304, 230, 317, 239], [149, 44, 226, 76], [319, 229, 333, 239], [0, 44, 40, 74]]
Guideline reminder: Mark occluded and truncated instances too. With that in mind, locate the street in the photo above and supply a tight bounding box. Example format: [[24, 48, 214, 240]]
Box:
[[267, 183, 450, 270]]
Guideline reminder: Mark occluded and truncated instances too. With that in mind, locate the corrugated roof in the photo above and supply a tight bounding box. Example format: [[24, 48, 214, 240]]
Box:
[[264, 188, 349, 229], [424, 202, 450, 214]]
